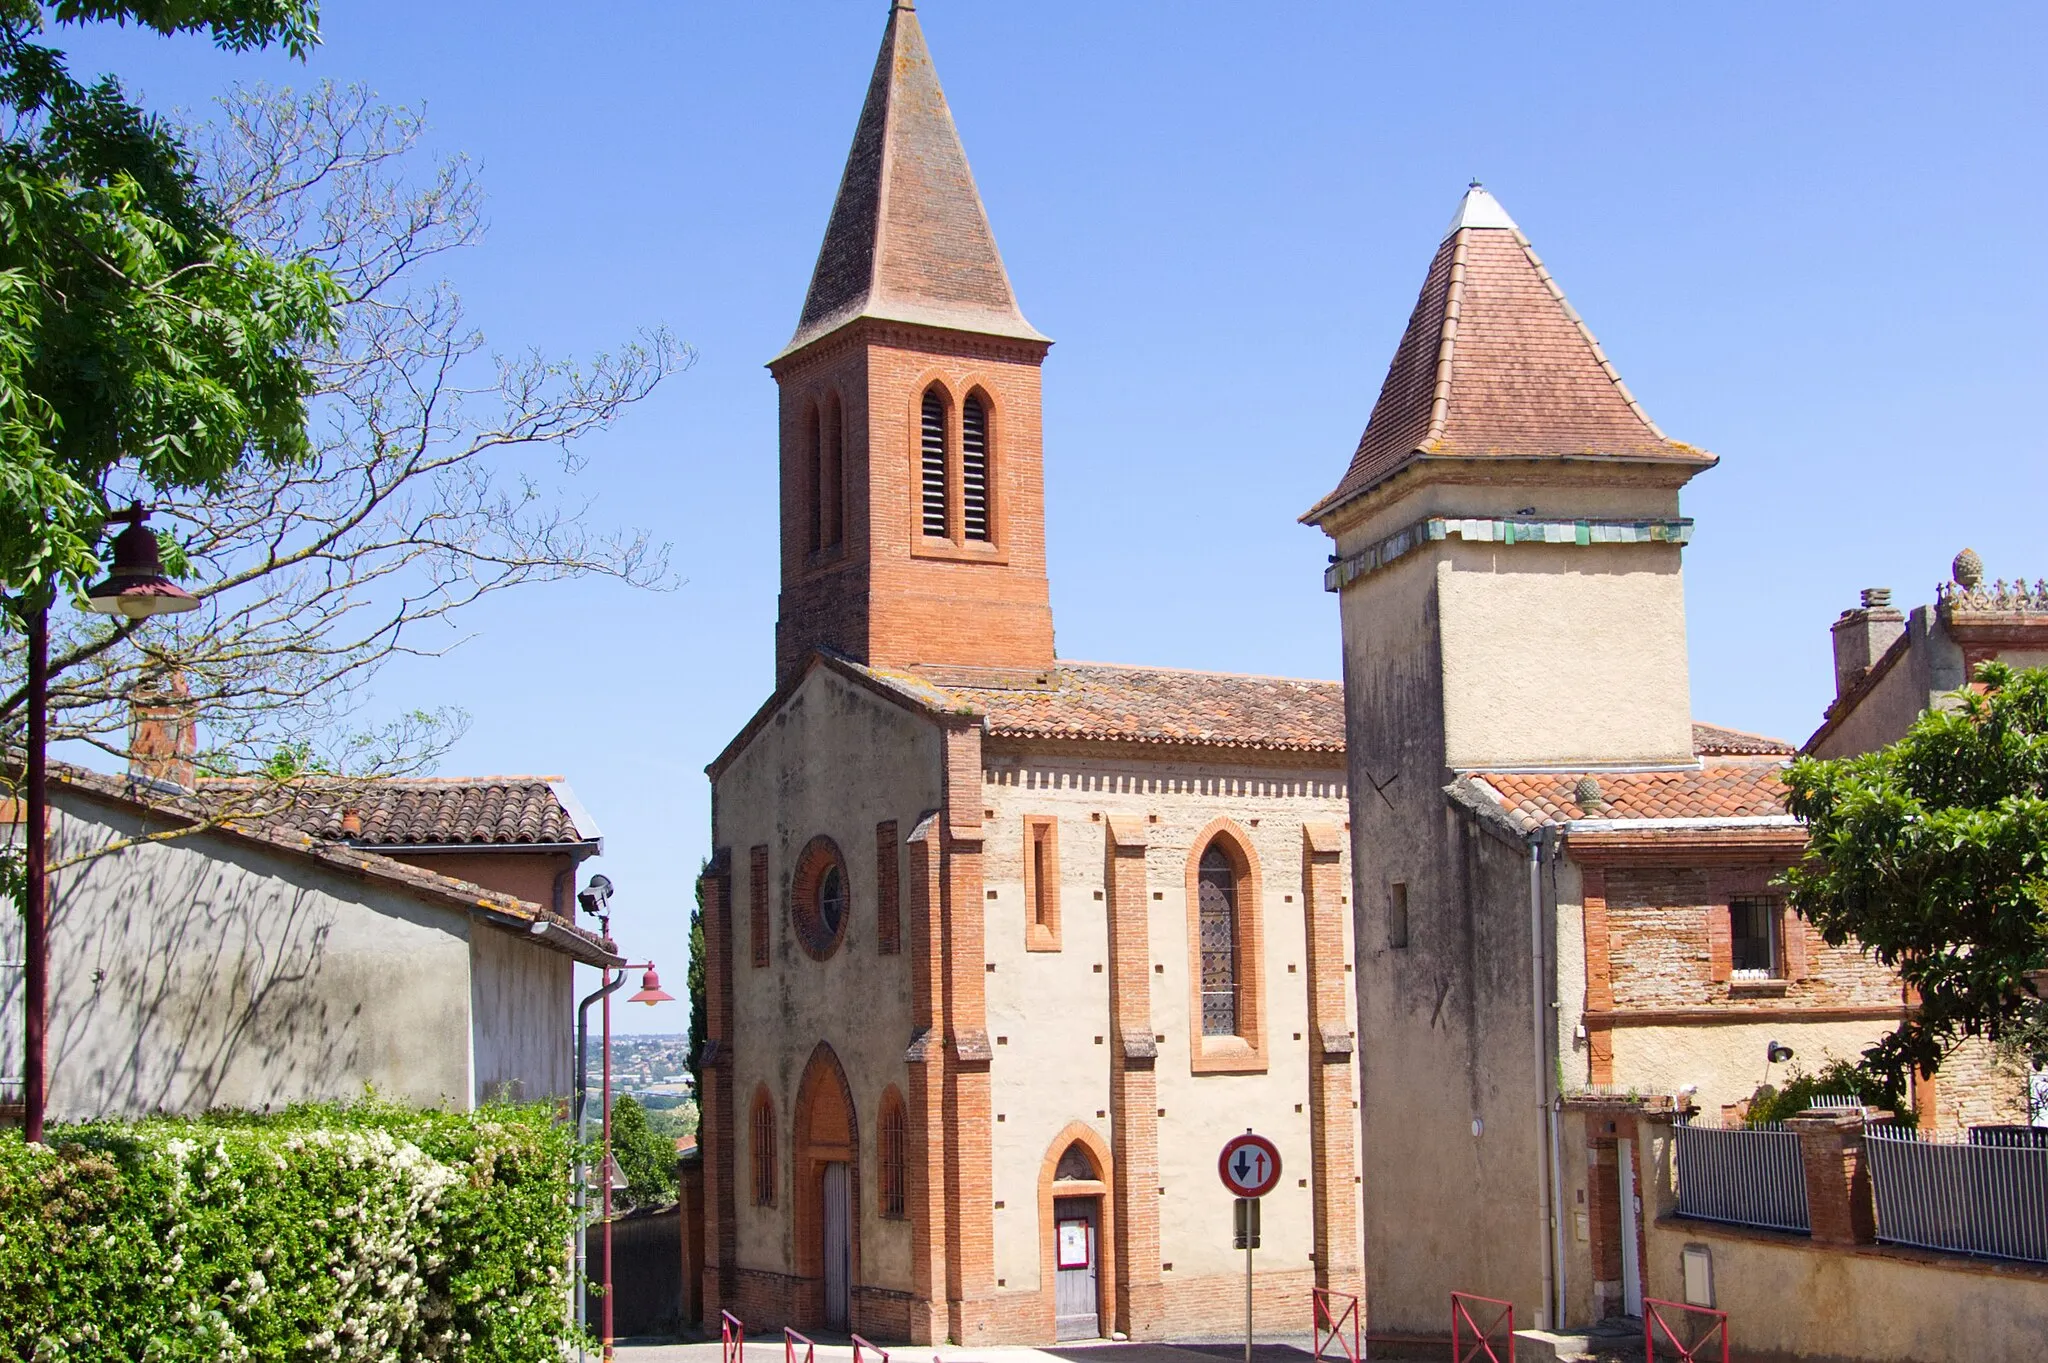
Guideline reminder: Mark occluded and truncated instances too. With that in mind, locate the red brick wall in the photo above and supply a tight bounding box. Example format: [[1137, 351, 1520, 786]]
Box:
[[1301, 824, 1363, 1304], [772, 321, 1055, 688]]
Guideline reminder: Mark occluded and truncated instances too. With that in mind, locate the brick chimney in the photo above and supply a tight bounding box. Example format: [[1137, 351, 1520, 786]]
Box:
[[129, 672, 197, 791], [1830, 587, 1905, 699]]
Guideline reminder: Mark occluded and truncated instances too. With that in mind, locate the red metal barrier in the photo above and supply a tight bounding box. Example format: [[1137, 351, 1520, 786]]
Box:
[[1314, 1287, 1361, 1363], [1450, 1292, 1514, 1363], [852, 1336, 889, 1363], [721, 1312, 745, 1363], [785, 1328, 816, 1363], [1645, 1298, 1728, 1363]]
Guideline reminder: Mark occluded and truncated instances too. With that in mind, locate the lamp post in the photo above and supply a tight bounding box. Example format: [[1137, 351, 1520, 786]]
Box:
[[18, 505, 196, 1142]]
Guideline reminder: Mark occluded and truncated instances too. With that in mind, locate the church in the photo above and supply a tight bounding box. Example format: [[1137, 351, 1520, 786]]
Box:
[[693, 1, 1361, 1346]]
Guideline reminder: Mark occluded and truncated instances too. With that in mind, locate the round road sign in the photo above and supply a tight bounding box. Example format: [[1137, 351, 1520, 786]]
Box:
[[1218, 1132, 1282, 1198]]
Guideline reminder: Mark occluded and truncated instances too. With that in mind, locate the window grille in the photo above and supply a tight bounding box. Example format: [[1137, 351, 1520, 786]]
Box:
[[1198, 844, 1238, 1036], [750, 845, 769, 968], [752, 1093, 777, 1206], [1731, 896, 1779, 976], [920, 389, 948, 537], [879, 1096, 907, 1218], [962, 395, 989, 541]]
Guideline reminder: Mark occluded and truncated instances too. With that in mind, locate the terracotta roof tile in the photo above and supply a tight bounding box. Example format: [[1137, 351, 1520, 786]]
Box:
[[1464, 759, 1792, 833], [910, 661, 1345, 754], [1308, 187, 1711, 520], [199, 776, 591, 848], [1692, 722, 1797, 757], [782, 0, 1044, 356]]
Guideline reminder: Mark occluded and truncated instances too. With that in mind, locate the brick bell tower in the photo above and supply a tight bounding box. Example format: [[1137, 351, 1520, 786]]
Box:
[[768, 0, 1056, 689]]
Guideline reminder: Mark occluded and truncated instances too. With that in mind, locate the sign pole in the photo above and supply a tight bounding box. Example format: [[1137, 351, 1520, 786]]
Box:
[[1220, 1129, 1278, 1363], [1244, 1201, 1253, 1363]]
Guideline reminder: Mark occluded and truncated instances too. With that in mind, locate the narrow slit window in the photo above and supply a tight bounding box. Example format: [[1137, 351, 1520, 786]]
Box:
[[879, 1093, 907, 1218], [751, 1092, 777, 1207], [920, 389, 948, 537], [804, 403, 822, 555], [1198, 844, 1238, 1036], [1388, 881, 1409, 949], [962, 395, 990, 541], [1031, 823, 1051, 928], [820, 396, 843, 550]]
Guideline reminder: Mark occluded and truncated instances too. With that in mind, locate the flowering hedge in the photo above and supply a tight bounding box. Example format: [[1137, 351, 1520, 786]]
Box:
[[0, 1101, 582, 1362]]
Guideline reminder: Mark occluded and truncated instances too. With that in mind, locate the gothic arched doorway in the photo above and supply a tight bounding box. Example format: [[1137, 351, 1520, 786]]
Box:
[[794, 1042, 861, 1331]]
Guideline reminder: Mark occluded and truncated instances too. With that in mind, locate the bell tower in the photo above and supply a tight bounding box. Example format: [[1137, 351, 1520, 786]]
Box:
[[769, 0, 1056, 688]]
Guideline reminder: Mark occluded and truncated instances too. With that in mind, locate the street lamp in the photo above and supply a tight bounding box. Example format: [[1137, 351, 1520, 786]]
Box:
[[569, 873, 672, 1362], [20, 504, 197, 1142]]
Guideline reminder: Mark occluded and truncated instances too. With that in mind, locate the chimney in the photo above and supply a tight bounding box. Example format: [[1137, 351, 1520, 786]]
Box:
[[129, 671, 198, 792], [1831, 587, 1905, 699]]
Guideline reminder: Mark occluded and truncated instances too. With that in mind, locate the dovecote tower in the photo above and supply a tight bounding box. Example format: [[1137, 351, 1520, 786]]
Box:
[[769, 0, 1056, 688], [1306, 185, 1717, 770]]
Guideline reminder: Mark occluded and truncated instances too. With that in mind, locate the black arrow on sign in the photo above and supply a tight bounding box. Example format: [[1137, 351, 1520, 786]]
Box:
[[1234, 1149, 1253, 1183]]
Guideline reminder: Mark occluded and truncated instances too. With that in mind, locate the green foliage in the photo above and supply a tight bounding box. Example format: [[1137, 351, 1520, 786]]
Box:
[[0, 1099, 589, 1361], [687, 868, 707, 1101], [1746, 1058, 1912, 1128], [608, 1095, 676, 1211], [0, 1, 334, 604], [1784, 661, 2048, 1091], [641, 1099, 698, 1145]]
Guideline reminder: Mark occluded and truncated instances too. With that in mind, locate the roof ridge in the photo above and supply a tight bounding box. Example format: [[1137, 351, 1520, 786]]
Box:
[[1041, 659, 1342, 688]]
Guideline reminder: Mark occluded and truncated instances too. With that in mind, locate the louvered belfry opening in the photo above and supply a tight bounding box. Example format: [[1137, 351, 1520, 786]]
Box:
[[819, 395, 843, 551], [920, 388, 949, 537], [1198, 843, 1239, 1036], [962, 394, 990, 541], [804, 400, 823, 554]]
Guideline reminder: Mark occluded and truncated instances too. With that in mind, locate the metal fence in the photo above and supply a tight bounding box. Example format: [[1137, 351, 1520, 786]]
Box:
[[1673, 1122, 1811, 1233], [1866, 1123, 2048, 1264]]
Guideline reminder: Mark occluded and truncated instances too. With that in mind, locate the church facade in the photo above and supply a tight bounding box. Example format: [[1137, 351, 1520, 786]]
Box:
[[695, 2, 1360, 1346]]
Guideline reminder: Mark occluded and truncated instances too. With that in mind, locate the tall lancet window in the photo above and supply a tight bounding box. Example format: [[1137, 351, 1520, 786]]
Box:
[[1198, 844, 1238, 1036], [803, 400, 822, 555], [819, 393, 844, 551], [962, 394, 990, 541], [920, 388, 949, 537]]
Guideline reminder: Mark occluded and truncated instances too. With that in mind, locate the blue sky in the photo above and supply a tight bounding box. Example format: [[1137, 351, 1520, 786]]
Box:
[[62, 2, 2048, 1031]]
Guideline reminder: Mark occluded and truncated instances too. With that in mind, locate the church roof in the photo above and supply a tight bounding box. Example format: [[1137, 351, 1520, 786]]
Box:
[[780, 0, 1045, 358], [922, 661, 1346, 754], [1306, 185, 1713, 522]]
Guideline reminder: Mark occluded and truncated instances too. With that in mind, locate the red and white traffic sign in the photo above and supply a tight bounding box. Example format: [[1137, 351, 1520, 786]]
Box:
[[1217, 1132, 1281, 1198]]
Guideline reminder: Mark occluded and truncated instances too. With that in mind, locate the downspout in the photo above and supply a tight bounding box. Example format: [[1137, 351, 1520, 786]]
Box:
[[1528, 833, 1556, 1329], [1543, 827, 1568, 1329]]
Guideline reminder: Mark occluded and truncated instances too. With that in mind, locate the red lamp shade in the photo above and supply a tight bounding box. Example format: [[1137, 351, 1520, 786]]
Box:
[[627, 967, 674, 1007], [85, 511, 199, 620]]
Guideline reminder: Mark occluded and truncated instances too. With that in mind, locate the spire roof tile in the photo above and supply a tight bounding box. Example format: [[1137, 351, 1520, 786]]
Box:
[[782, 1, 1044, 358]]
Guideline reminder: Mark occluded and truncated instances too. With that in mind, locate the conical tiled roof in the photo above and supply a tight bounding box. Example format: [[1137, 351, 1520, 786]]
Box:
[[1307, 186, 1711, 520], [781, 0, 1045, 358]]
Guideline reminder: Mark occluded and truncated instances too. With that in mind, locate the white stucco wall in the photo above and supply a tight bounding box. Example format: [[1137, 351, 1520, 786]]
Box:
[[472, 921, 573, 1104], [34, 787, 481, 1120]]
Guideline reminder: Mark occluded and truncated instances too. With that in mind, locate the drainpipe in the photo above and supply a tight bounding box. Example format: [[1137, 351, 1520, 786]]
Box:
[[1527, 833, 1555, 1329], [1543, 827, 1568, 1329]]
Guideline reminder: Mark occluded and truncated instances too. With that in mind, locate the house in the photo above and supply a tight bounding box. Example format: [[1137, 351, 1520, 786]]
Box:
[[1, 707, 618, 1123], [694, 3, 1360, 1346], [1301, 185, 2024, 1336]]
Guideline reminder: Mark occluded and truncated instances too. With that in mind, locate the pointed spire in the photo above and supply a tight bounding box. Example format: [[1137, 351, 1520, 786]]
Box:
[[1308, 186, 1712, 521], [782, 1, 1046, 357]]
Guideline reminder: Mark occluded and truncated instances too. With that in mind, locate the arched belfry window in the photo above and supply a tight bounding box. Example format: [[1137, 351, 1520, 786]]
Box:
[[803, 401, 822, 555], [920, 388, 949, 538], [1198, 844, 1239, 1037], [962, 394, 990, 541]]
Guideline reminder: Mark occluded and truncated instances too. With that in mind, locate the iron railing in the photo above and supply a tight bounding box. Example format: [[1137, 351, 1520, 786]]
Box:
[[1313, 1286, 1361, 1363], [1673, 1121, 1810, 1234], [1866, 1123, 2048, 1264]]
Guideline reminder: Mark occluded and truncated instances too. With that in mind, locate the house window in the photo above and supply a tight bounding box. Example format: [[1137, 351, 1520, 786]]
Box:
[[751, 1088, 777, 1207], [792, 835, 852, 960], [1024, 815, 1060, 951], [879, 1088, 908, 1218], [1731, 896, 1779, 977], [920, 387, 948, 538], [1388, 881, 1409, 949], [962, 394, 990, 541], [750, 845, 770, 968], [1198, 844, 1239, 1036]]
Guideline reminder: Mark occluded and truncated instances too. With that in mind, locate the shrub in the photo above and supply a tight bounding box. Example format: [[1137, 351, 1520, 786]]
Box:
[[1746, 1058, 1914, 1128], [0, 1100, 585, 1361]]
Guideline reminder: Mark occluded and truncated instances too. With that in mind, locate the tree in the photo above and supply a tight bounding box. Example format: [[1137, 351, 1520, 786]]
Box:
[[1784, 661, 2048, 1091], [686, 869, 708, 1102], [0, 82, 684, 861], [0, 2, 334, 602], [608, 1095, 677, 1211]]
